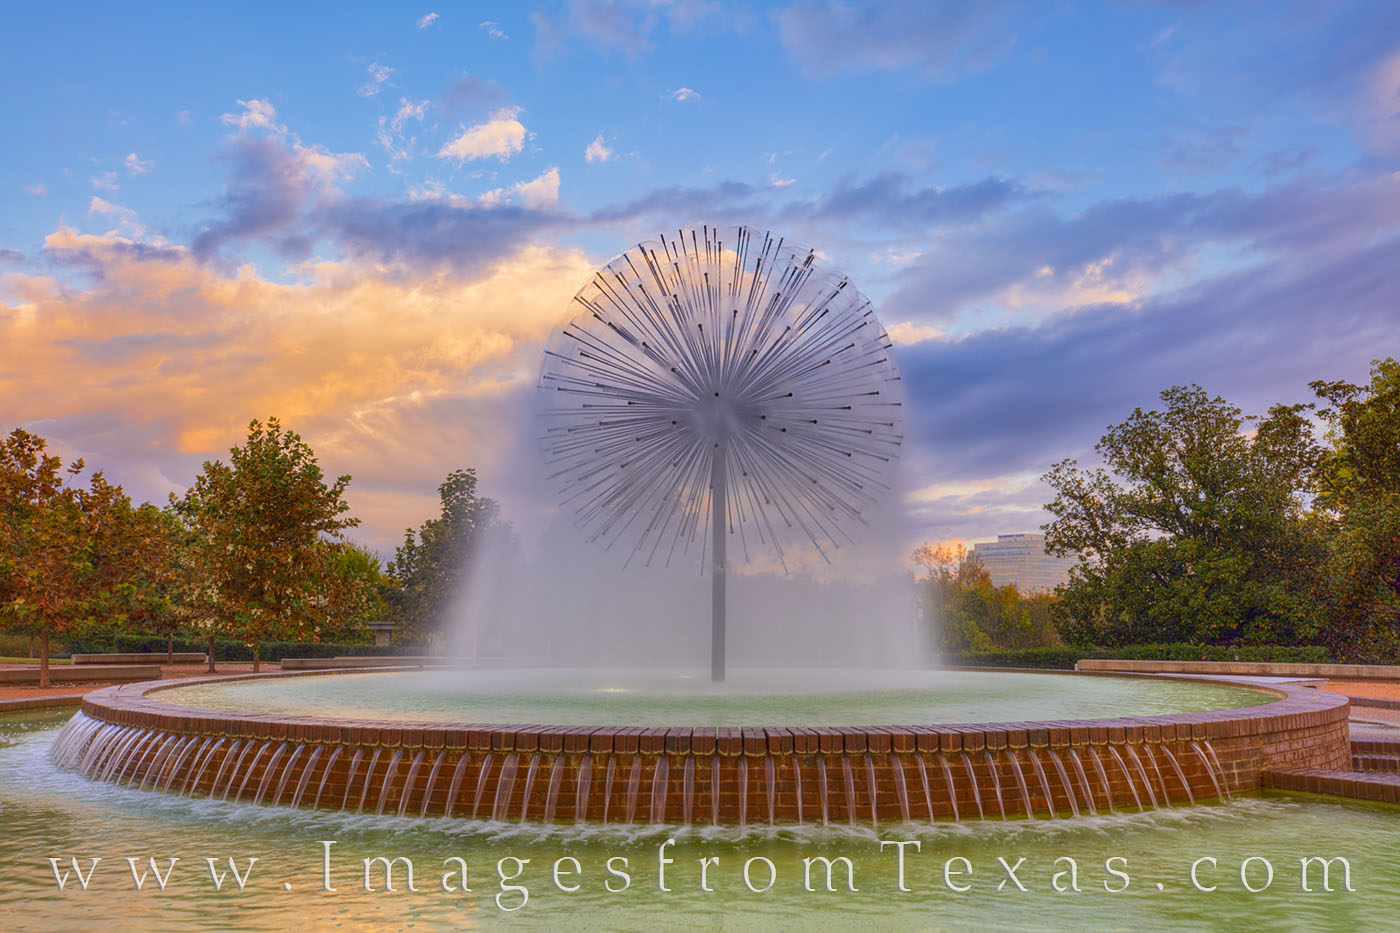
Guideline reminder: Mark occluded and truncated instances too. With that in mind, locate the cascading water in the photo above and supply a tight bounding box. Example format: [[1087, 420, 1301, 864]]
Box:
[[471, 753, 494, 818], [517, 753, 541, 821], [543, 755, 565, 823], [47, 715, 1268, 827], [1105, 745, 1143, 811], [982, 750, 1007, 820], [46, 659, 1277, 829]]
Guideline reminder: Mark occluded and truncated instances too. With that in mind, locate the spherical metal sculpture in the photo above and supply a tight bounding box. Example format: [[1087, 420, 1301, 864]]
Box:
[[537, 226, 903, 679]]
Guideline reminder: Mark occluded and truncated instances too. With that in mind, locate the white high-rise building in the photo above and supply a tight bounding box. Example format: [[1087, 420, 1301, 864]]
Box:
[[971, 533, 1077, 594]]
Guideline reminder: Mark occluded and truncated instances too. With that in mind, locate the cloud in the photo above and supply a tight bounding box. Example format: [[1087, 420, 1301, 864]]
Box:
[[87, 196, 134, 218], [777, 0, 1022, 79], [1160, 125, 1247, 174], [588, 180, 761, 224], [358, 62, 394, 97], [377, 98, 430, 168], [480, 20, 507, 40], [894, 229, 1400, 540], [530, 0, 725, 60], [879, 169, 1400, 328], [776, 173, 1028, 239], [25, 183, 47, 197], [669, 87, 700, 102], [181, 97, 566, 275], [315, 191, 563, 273], [0, 231, 596, 551], [90, 171, 118, 191], [124, 152, 154, 175], [436, 107, 527, 162], [195, 100, 369, 260], [886, 321, 942, 345], [1253, 147, 1318, 177], [416, 12, 439, 29], [220, 98, 279, 132], [441, 73, 508, 114], [1362, 49, 1400, 155], [509, 167, 560, 209], [40, 224, 186, 272], [584, 133, 613, 163]]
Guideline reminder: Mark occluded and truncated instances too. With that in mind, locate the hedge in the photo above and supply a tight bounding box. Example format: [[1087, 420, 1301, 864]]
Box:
[[943, 643, 1335, 670], [59, 633, 425, 663]]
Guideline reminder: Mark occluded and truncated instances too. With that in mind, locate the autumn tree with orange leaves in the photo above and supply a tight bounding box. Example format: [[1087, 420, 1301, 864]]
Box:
[[0, 428, 169, 686]]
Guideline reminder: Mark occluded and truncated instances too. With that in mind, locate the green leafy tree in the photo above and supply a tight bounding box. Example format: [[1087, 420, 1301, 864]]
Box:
[[170, 418, 361, 672], [912, 543, 1049, 654], [123, 505, 186, 664], [1042, 386, 1327, 647], [388, 468, 509, 647], [314, 541, 393, 643], [1311, 358, 1400, 661]]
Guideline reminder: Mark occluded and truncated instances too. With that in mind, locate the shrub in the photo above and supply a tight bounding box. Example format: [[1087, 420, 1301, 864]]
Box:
[[56, 633, 425, 663], [943, 643, 1334, 670]]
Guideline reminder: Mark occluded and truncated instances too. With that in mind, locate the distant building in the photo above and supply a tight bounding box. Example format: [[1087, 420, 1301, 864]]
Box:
[[971, 533, 1077, 594]]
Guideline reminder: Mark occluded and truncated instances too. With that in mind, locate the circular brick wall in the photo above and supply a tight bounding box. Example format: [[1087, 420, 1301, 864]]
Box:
[[50, 668, 1350, 823]]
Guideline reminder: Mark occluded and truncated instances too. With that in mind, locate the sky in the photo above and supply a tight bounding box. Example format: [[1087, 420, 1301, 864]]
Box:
[[2, 0, 1398, 564]]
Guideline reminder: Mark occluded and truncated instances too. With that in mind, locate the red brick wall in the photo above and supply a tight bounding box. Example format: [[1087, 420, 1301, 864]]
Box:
[[61, 672, 1351, 823]]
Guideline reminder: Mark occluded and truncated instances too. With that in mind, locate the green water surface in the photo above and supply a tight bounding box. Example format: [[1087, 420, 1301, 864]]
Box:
[[156, 669, 1272, 728]]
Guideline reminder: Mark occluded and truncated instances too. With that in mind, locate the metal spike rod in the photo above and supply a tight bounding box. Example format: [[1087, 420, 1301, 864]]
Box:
[[537, 225, 904, 682]]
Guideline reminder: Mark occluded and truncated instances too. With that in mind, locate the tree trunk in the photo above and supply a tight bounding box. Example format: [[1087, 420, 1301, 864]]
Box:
[[207, 633, 216, 674], [28, 632, 35, 659], [253, 639, 260, 674], [167, 633, 174, 666], [39, 630, 50, 689]]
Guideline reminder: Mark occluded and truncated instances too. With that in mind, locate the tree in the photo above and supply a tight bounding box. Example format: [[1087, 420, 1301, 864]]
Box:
[[388, 468, 509, 647], [1311, 358, 1400, 661], [0, 429, 160, 686], [313, 541, 392, 643], [912, 543, 1048, 654], [1043, 386, 1327, 647], [170, 418, 361, 672], [124, 506, 185, 664]]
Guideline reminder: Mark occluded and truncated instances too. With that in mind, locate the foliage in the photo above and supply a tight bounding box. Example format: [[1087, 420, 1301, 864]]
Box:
[[1043, 386, 1328, 648], [169, 418, 364, 669], [0, 428, 167, 685], [102, 633, 418, 662], [912, 542, 1060, 654], [0, 631, 67, 658], [1310, 358, 1400, 662], [943, 643, 1335, 670], [123, 506, 186, 661], [317, 542, 395, 642], [387, 468, 512, 646]]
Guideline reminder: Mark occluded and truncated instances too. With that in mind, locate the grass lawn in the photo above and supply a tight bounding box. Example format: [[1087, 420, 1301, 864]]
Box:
[[0, 656, 72, 665]]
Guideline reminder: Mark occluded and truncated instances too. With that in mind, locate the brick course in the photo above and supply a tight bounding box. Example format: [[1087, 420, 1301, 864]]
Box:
[[52, 669, 1353, 823]]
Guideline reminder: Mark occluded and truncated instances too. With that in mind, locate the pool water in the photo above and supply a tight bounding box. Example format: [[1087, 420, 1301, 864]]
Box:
[[4, 709, 1396, 931], [156, 669, 1272, 728]]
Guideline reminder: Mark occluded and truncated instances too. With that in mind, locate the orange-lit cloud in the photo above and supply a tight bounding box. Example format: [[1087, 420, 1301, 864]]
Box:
[[0, 227, 595, 551]]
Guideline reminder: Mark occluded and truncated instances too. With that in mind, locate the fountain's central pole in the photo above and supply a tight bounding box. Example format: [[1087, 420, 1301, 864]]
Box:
[[711, 442, 726, 683]]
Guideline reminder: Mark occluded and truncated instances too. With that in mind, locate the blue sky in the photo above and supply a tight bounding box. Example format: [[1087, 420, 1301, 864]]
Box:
[[1, 1, 1398, 558]]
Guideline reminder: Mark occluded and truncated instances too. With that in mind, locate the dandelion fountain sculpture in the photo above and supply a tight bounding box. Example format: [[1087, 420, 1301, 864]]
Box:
[[536, 226, 905, 680], [47, 227, 1352, 825]]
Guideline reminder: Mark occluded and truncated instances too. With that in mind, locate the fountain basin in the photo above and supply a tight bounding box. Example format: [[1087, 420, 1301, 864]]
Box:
[[51, 668, 1350, 824]]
